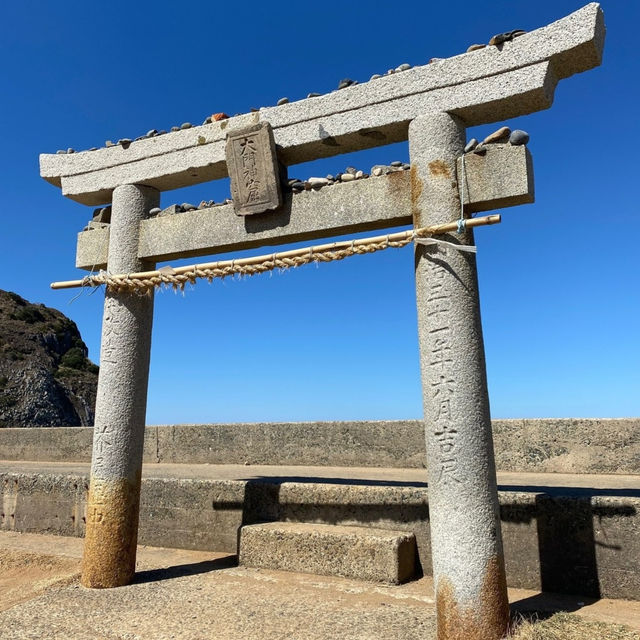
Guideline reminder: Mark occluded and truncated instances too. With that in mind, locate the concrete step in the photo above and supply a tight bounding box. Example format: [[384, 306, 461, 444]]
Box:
[[1, 460, 639, 600], [239, 522, 417, 584], [0, 418, 638, 474]]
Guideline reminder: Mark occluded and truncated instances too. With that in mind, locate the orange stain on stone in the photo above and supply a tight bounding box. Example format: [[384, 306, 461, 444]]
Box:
[[81, 475, 141, 589], [410, 165, 424, 223], [435, 555, 510, 640], [428, 159, 451, 178]]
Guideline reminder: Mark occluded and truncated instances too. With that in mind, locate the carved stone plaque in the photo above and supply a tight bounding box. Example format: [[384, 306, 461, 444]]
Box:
[[225, 122, 282, 216]]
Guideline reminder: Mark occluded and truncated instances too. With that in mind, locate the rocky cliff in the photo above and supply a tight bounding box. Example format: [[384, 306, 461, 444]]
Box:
[[0, 290, 98, 427]]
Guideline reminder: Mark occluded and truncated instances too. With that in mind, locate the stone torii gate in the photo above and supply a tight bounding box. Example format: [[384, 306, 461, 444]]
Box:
[[42, 5, 603, 639]]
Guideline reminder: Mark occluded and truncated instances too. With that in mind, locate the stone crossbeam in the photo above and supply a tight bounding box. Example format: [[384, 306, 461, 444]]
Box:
[[40, 4, 602, 206], [75, 145, 533, 270]]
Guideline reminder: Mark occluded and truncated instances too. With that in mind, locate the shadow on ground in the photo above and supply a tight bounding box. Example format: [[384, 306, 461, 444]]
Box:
[[135, 554, 237, 584]]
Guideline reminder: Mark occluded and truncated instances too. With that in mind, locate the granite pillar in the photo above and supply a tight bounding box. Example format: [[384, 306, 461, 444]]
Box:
[[81, 184, 158, 588], [409, 112, 509, 639]]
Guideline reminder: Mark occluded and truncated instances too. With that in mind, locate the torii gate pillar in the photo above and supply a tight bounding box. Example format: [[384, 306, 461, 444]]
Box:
[[38, 3, 602, 599], [81, 184, 159, 588], [410, 112, 509, 639]]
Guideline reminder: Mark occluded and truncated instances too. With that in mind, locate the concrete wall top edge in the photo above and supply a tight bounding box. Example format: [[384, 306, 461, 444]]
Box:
[[1, 416, 639, 432]]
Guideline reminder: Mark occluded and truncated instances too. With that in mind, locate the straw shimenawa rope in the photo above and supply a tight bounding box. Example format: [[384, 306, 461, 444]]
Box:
[[51, 214, 500, 293]]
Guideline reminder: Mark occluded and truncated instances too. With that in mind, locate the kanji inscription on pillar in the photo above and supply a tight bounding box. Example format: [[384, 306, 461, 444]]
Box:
[[225, 122, 282, 215]]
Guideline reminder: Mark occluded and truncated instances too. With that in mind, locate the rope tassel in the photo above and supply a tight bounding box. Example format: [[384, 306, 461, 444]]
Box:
[[51, 214, 500, 293]]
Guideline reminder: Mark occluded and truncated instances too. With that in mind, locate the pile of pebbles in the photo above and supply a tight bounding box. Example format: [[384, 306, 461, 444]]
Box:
[[370, 61, 424, 81], [152, 199, 234, 217], [287, 160, 410, 194], [84, 122, 529, 231], [99, 161, 412, 224], [83, 121, 528, 227], [82, 161, 411, 225], [83, 199, 233, 228], [464, 126, 530, 155], [83, 125, 525, 228], [57, 29, 527, 156], [81, 118, 530, 230], [50, 60, 442, 154], [278, 63, 415, 104], [56, 117, 230, 155]]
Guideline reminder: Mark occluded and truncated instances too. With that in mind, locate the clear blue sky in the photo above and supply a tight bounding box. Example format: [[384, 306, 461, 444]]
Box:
[[1, 1, 638, 423]]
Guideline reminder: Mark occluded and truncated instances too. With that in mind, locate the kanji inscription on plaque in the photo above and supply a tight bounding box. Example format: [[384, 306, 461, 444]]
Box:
[[225, 122, 282, 215]]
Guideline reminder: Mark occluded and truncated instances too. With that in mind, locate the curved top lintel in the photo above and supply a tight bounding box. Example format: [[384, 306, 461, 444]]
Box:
[[40, 3, 604, 206]]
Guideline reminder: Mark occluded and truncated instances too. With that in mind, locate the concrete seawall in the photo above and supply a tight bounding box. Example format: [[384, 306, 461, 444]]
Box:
[[0, 418, 638, 474], [3, 419, 638, 599], [1, 462, 639, 600]]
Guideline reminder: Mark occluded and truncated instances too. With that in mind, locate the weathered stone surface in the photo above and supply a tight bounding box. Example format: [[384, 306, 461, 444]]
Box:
[[75, 148, 533, 270], [85, 221, 108, 231], [40, 4, 604, 205], [2, 462, 639, 599], [225, 122, 282, 215], [457, 143, 534, 213], [0, 426, 94, 460], [2, 419, 638, 474], [75, 171, 412, 269], [158, 204, 181, 217], [410, 111, 509, 637], [0, 471, 88, 538], [239, 522, 416, 584], [82, 184, 159, 589], [492, 418, 640, 474]]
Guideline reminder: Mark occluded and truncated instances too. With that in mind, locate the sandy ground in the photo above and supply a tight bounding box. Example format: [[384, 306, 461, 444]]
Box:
[[0, 531, 639, 640], [0, 548, 78, 612]]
